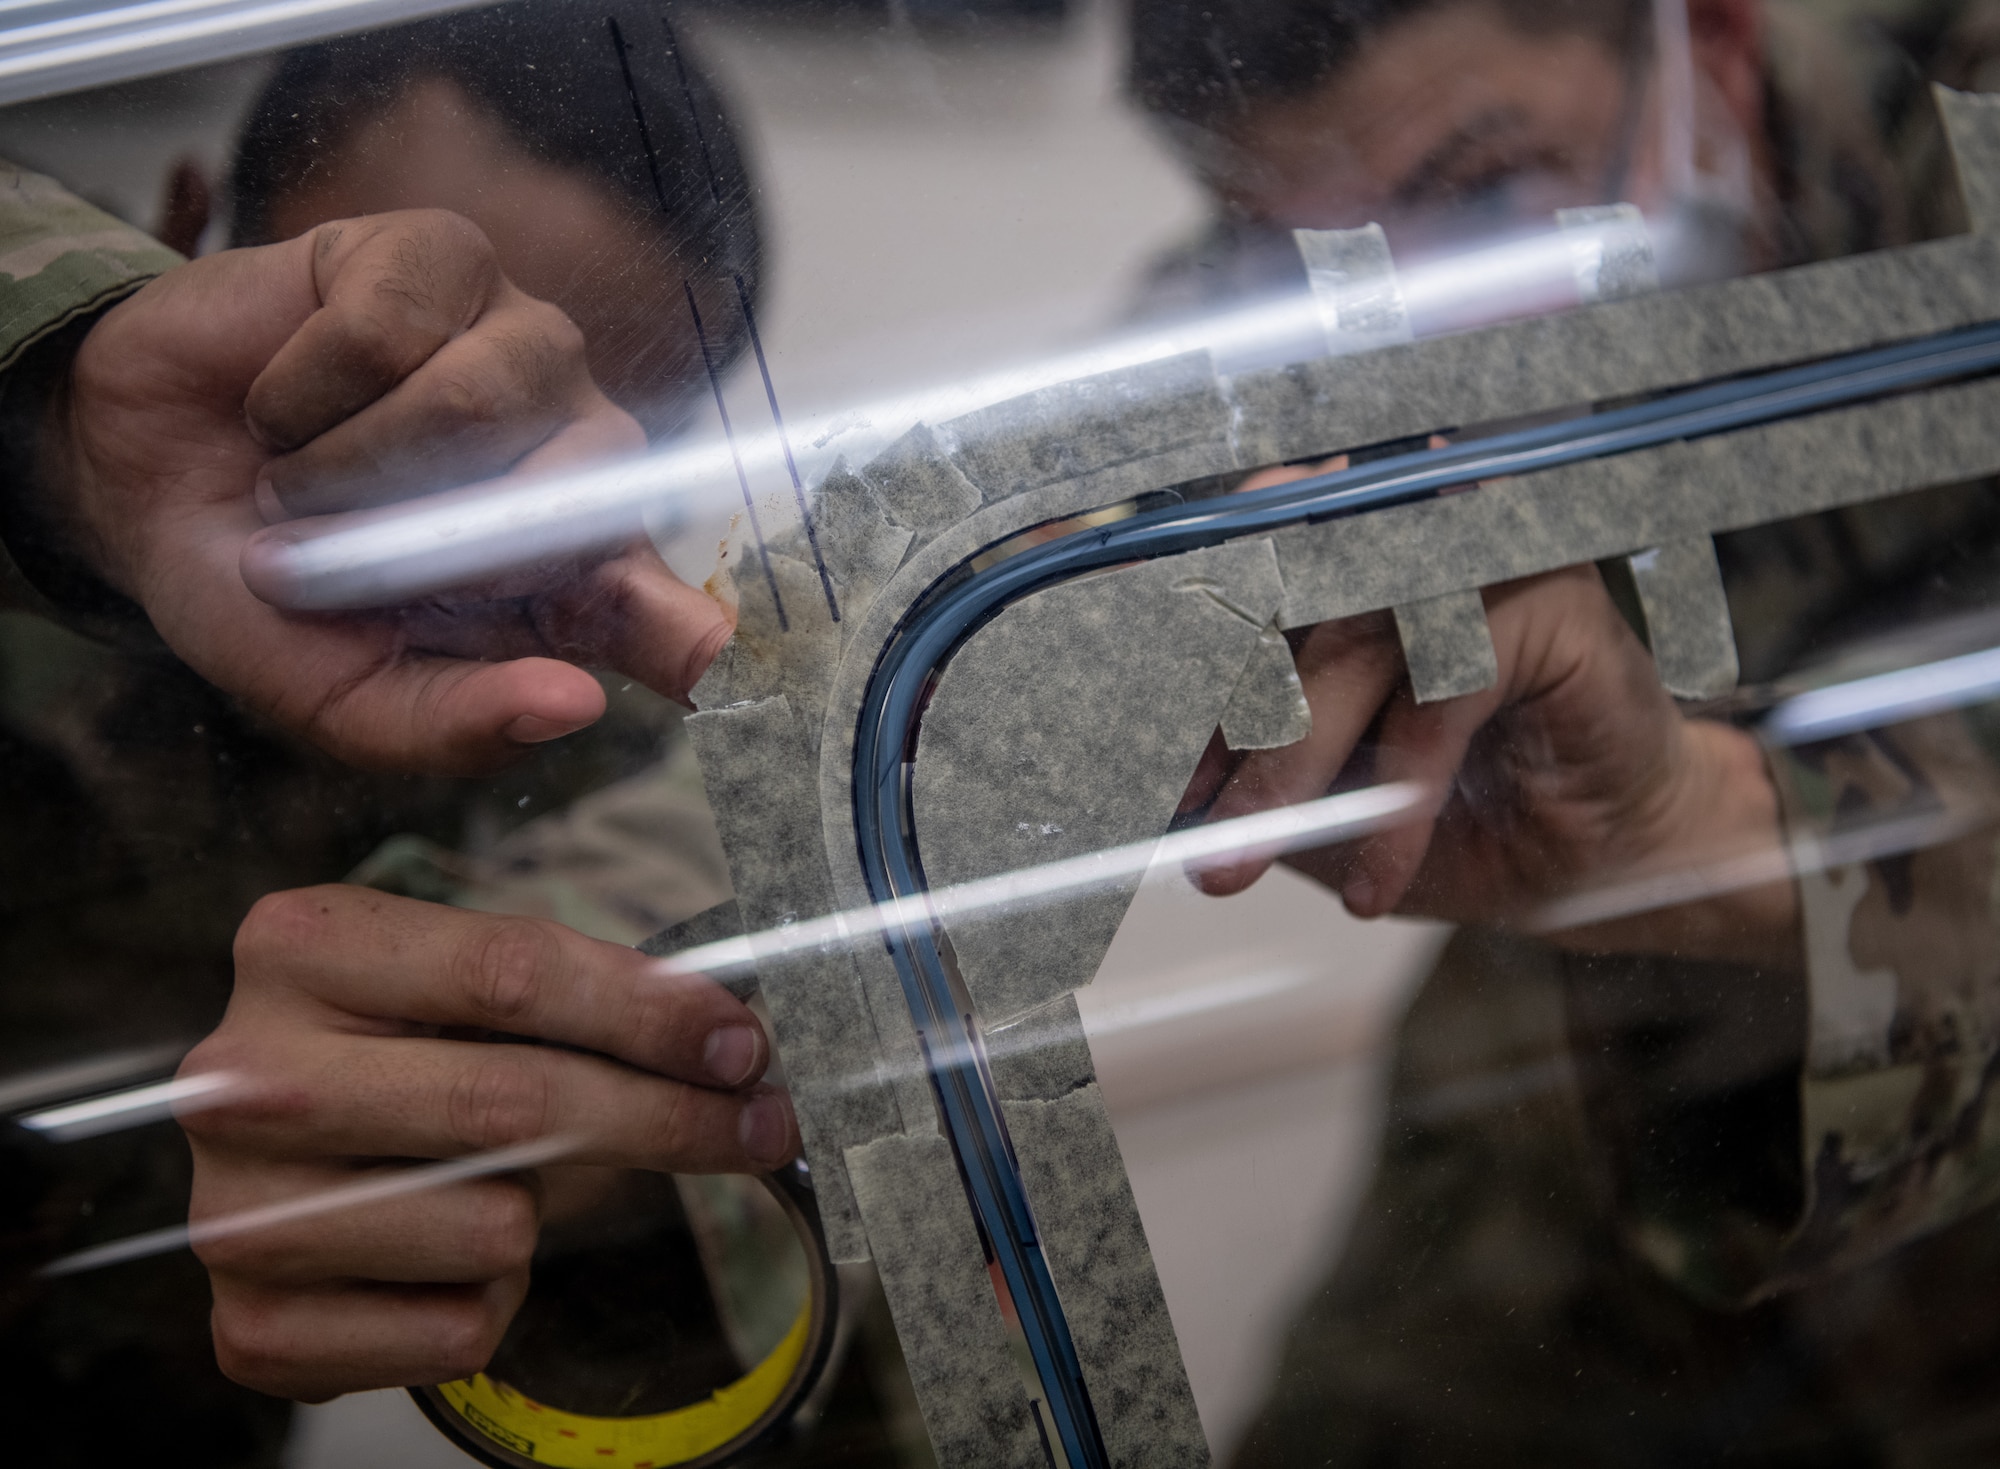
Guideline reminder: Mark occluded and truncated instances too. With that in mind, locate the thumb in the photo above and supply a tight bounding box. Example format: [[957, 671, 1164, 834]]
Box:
[[532, 545, 735, 707], [280, 652, 608, 776]]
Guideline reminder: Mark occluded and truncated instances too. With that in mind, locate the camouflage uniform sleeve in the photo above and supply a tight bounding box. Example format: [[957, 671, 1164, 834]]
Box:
[[1560, 707, 2000, 1309], [1759, 708, 2000, 1287], [0, 155, 181, 625], [0, 157, 180, 369]]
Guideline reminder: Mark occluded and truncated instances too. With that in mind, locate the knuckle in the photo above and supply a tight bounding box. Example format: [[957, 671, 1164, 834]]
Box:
[[176, 1032, 232, 1089], [638, 1079, 693, 1160], [233, 887, 340, 977], [490, 323, 571, 412], [433, 370, 508, 430], [378, 210, 498, 315], [518, 299, 586, 364], [408, 208, 495, 266], [433, 1298, 506, 1382], [625, 1007, 681, 1072], [211, 1294, 297, 1391], [313, 220, 345, 263], [190, 1223, 280, 1279], [333, 307, 416, 387], [456, 917, 564, 1027], [175, 1030, 312, 1145], [446, 1050, 557, 1151], [618, 973, 686, 1064], [173, 1090, 235, 1145], [462, 1184, 539, 1276]]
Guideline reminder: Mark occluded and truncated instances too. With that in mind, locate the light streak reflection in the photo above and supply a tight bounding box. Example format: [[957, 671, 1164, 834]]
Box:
[[20, 1070, 236, 1143], [0, 0, 492, 106], [30, 761, 2000, 1279], [244, 215, 1660, 612], [40, 1135, 577, 1278], [1530, 805, 1987, 934], [1763, 643, 2000, 746], [659, 781, 1428, 984], [0, 1042, 187, 1115], [33, 639, 2000, 1278], [240, 289, 1327, 610]]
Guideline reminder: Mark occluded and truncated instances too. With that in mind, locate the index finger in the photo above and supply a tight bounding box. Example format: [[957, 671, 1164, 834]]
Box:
[[244, 211, 503, 454], [235, 886, 768, 1090]]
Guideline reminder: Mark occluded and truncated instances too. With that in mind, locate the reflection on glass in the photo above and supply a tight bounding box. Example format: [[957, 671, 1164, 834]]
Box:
[[4, 0, 2000, 1465]]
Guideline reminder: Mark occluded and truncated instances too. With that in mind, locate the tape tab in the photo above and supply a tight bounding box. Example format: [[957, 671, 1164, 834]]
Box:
[[1394, 589, 1499, 703], [1295, 222, 1413, 356], [1629, 535, 1740, 698]]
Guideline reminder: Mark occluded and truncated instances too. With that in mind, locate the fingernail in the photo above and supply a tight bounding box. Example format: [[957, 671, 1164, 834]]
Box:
[[1344, 875, 1375, 913], [1190, 862, 1234, 895], [703, 1024, 760, 1087], [253, 474, 288, 525], [505, 713, 587, 744], [740, 1092, 793, 1167]]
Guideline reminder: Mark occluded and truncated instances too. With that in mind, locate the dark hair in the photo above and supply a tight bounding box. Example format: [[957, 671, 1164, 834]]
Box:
[[230, 0, 760, 304], [1129, 0, 1649, 135]]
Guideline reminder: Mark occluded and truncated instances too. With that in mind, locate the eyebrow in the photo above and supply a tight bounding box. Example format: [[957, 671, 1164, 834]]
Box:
[[1389, 105, 1534, 206]]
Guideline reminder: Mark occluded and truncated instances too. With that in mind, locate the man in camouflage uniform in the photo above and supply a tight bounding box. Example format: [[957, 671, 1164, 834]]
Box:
[[1124, 0, 2000, 1461], [0, 161, 729, 1465]]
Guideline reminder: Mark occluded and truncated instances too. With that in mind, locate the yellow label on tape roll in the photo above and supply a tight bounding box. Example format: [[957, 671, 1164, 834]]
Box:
[[435, 1301, 812, 1469]]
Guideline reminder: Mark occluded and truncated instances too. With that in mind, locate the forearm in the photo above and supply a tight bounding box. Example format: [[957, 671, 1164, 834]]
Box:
[[0, 312, 164, 647]]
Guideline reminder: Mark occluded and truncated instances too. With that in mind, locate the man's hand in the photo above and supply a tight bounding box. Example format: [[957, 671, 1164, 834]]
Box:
[[178, 885, 797, 1401], [46, 211, 730, 775], [1184, 461, 1800, 967]]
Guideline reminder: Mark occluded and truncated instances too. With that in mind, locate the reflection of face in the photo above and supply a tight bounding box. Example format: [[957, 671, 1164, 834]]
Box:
[[1223, 6, 1632, 246], [1213, 0, 1765, 262], [265, 77, 708, 431]]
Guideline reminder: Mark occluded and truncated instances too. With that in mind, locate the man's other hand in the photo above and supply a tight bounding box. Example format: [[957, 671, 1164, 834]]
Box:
[[1182, 458, 1801, 968]]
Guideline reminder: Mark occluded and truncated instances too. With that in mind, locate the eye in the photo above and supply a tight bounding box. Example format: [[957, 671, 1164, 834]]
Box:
[[1396, 145, 1591, 235], [1436, 168, 1524, 218]]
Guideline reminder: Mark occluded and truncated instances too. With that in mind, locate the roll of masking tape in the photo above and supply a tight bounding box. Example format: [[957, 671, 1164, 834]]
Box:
[[411, 1165, 838, 1469]]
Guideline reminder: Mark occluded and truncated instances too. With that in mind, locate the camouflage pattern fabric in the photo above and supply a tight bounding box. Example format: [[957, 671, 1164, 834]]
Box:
[[1235, 926, 2000, 1467], [1744, 715, 2000, 1297], [0, 156, 179, 632], [1231, 518, 2000, 1468], [0, 157, 179, 373]]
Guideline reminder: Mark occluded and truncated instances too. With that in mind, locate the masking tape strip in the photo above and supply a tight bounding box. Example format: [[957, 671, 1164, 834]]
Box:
[[1393, 589, 1500, 705], [985, 996, 1208, 1466], [1273, 372, 2000, 632], [1628, 536, 1740, 699], [685, 696, 902, 1263], [844, 1129, 1047, 1469], [910, 539, 1285, 1024]]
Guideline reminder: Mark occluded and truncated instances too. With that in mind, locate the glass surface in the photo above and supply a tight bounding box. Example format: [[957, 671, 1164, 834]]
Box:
[[3, 1, 1999, 1466]]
